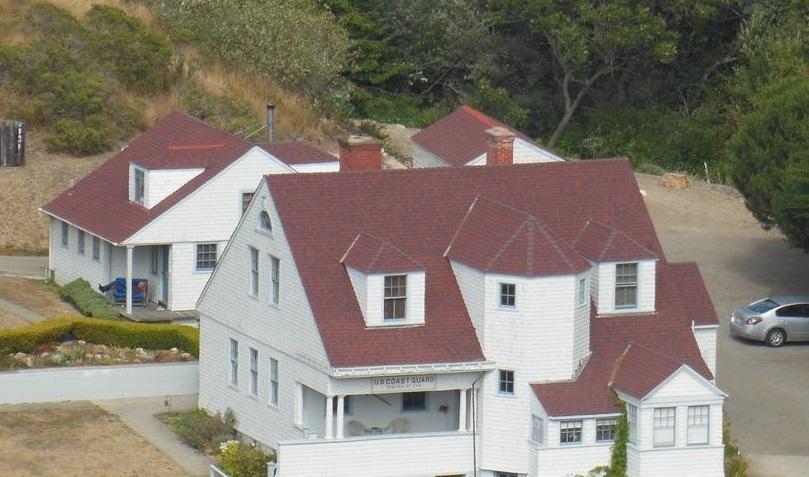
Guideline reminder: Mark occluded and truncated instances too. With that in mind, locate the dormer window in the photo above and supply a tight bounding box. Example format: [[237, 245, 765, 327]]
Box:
[[134, 168, 145, 205], [258, 211, 272, 233], [615, 263, 638, 309], [500, 283, 516, 308], [384, 275, 407, 320]]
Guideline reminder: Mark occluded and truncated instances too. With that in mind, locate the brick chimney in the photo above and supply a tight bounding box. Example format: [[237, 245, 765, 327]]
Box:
[[485, 127, 516, 166], [339, 136, 383, 172]]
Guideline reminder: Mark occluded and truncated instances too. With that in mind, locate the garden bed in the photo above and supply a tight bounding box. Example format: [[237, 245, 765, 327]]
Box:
[[3, 339, 194, 371]]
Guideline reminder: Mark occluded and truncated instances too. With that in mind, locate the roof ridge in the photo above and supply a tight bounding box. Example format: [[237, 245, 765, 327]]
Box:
[[343, 232, 424, 271], [485, 216, 532, 272], [587, 218, 659, 260], [533, 219, 584, 274], [460, 104, 498, 128]]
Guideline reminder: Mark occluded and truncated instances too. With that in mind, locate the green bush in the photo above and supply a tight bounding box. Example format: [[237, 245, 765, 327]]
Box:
[[724, 416, 749, 477], [0, 317, 199, 357], [220, 440, 274, 477], [59, 278, 120, 320], [180, 84, 258, 135], [163, 408, 236, 453]]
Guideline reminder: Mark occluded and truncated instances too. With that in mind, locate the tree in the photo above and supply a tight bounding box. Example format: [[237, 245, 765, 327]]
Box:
[[729, 75, 809, 251]]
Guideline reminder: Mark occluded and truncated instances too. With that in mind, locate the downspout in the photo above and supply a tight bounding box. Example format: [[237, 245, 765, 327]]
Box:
[[471, 375, 481, 477]]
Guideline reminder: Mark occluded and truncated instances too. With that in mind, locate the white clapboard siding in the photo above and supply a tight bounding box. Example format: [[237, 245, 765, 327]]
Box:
[[693, 326, 718, 377], [596, 260, 656, 314], [412, 143, 451, 168], [466, 138, 564, 166], [144, 168, 204, 208]]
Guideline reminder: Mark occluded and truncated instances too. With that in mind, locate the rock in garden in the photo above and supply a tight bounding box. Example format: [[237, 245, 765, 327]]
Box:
[[180, 352, 192, 359], [170, 347, 179, 354]]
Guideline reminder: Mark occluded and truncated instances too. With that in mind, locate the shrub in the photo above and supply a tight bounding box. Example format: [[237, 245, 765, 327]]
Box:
[[0, 317, 199, 357], [724, 415, 749, 477], [163, 408, 236, 453], [58, 278, 120, 320], [180, 83, 258, 136], [219, 440, 275, 477]]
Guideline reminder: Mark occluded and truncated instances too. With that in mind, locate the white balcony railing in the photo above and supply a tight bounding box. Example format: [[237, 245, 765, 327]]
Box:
[[276, 431, 474, 477]]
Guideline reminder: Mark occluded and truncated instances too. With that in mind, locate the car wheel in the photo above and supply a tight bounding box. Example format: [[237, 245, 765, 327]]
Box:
[[766, 328, 786, 347]]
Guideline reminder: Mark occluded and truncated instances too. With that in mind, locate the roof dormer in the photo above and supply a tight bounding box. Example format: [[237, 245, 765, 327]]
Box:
[[573, 219, 659, 314], [129, 162, 204, 208], [340, 234, 426, 327]]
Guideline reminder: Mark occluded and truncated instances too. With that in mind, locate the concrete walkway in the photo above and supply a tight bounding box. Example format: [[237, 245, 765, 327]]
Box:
[[94, 394, 212, 477], [0, 297, 43, 323], [0, 255, 48, 279]]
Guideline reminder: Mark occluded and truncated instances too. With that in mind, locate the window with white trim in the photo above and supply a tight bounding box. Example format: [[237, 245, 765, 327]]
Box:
[[384, 275, 407, 320], [269, 358, 279, 405], [249, 348, 258, 396], [77, 230, 85, 255], [531, 415, 543, 444], [615, 263, 638, 308], [259, 211, 272, 232], [61, 222, 69, 247], [249, 247, 259, 297], [500, 283, 516, 307], [577, 277, 587, 306], [270, 255, 280, 305], [653, 407, 676, 447], [196, 243, 217, 271], [596, 417, 618, 442], [134, 168, 145, 205], [241, 192, 254, 215], [498, 369, 514, 394], [688, 405, 709, 445], [627, 403, 638, 444], [560, 420, 582, 444], [92, 236, 100, 261], [229, 338, 238, 387]]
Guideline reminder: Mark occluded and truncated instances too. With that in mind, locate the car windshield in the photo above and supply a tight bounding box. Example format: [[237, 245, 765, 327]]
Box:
[[749, 299, 780, 313]]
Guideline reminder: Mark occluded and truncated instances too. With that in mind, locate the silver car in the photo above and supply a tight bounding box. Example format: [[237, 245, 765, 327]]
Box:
[[730, 296, 809, 347]]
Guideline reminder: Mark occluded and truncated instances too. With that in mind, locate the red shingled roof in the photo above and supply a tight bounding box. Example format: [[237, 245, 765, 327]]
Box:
[[411, 105, 552, 166], [610, 343, 685, 400], [531, 262, 718, 417], [258, 142, 337, 165], [265, 159, 666, 368], [573, 219, 658, 262], [445, 197, 590, 276], [41, 113, 251, 243], [341, 233, 424, 273]]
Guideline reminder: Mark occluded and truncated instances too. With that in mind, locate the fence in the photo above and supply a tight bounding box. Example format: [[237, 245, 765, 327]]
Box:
[[0, 120, 25, 167], [0, 361, 198, 404]]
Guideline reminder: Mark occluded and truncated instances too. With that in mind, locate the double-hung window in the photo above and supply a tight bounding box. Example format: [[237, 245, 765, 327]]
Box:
[[627, 403, 638, 444], [500, 283, 516, 308], [270, 256, 280, 305], [77, 230, 85, 255], [687, 405, 709, 445], [498, 369, 514, 394], [269, 358, 279, 406], [402, 392, 427, 411], [531, 415, 543, 444], [653, 407, 676, 447], [560, 420, 582, 444], [596, 418, 618, 443], [92, 236, 100, 261], [134, 168, 145, 205], [577, 277, 587, 306], [229, 339, 238, 387], [61, 222, 69, 247], [196, 243, 217, 271], [615, 263, 638, 308], [241, 192, 254, 215], [249, 247, 259, 297], [249, 348, 258, 396], [384, 275, 407, 320]]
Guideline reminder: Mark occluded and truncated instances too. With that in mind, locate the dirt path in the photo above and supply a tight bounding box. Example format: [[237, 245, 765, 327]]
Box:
[[0, 277, 78, 328], [637, 174, 809, 476]]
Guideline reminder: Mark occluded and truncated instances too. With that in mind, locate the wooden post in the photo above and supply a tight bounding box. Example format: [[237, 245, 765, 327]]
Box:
[[126, 245, 134, 315], [325, 395, 334, 439]]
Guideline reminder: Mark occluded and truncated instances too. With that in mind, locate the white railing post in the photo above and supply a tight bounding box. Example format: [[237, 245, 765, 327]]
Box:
[[125, 245, 134, 314], [458, 388, 468, 432], [325, 395, 334, 439]]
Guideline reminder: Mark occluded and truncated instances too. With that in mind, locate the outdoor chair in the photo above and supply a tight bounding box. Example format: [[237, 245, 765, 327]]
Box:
[[384, 417, 410, 434], [347, 420, 366, 437], [110, 278, 148, 307]]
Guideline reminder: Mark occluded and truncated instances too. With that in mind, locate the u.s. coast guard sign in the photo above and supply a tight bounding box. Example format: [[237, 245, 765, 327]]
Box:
[[371, 375, 437, 392]]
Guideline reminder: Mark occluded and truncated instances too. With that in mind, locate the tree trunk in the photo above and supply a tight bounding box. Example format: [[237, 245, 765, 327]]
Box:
[[547, 69, 608, 149]]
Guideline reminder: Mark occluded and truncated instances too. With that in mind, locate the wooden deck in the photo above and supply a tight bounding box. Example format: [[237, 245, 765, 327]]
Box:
[[120, 303, 198, 323]]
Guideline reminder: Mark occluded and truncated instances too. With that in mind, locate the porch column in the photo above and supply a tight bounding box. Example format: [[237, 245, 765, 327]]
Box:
[[125, 245, 134, 314], [325, 395, 334, 439], [336, 395, 345, 439], [294, 382, 303, 427], [458, 389, 468, 432]]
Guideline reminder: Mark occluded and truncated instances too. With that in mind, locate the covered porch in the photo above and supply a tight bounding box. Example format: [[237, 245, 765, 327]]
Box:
[[106, 243, 173, 314]]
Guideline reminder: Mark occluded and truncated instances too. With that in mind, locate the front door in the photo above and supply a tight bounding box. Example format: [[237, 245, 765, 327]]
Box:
[[160, 245, 169, 305]]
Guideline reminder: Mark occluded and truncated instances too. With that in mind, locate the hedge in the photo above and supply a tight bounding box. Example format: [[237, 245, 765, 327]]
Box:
[[58, 278, 120, 320], [0, 317, 199, 357]]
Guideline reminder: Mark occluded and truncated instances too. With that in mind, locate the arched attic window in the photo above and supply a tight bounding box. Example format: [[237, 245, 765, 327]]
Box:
[[258, 211, 272, 232]]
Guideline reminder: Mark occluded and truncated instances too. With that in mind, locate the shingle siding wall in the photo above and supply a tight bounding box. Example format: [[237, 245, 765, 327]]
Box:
[[693, 327, 718, 377], [50, 220, 111, 287], [412, 143, 451, 168], [573, 271, 592, 368], [170, 241, 226, 310], [450, 261, 486, 345], [536, 444, 611, 477], [628, 446, 724, 477], [144, 168, 203, 208]]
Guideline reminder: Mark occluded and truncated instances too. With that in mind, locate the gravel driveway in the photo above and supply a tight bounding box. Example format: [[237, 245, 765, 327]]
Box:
[[637, 174, 809, 476]]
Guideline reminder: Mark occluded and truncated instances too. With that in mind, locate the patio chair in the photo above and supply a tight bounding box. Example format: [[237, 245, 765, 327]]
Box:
[[110, 278, 148, 307], [347, 420, 366, 437], [384, 417, 410, 434]]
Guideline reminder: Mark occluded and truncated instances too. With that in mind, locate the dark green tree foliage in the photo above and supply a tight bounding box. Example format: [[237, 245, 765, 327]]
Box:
[[609, 402, 629, 476], [730, 76, 809, 251], [85, 5, 173, 93]]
